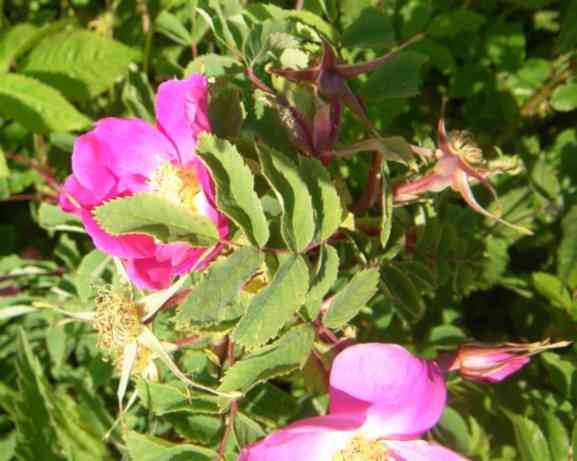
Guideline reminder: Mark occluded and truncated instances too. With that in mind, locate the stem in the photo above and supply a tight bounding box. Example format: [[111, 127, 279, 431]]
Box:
[[215, 340, 239, 460], [354, 152, 384, 213], [137, 0, 153, 74], [7, 153, 61, 193]]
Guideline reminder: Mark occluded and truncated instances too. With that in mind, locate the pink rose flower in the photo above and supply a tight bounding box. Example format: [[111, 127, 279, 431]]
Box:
[[59, 75, 228, 290], [239, 344, 469, 461]]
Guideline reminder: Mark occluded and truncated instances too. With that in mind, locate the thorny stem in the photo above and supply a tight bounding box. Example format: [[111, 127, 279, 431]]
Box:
[[354, 152, 384, 213], [215, 340, 238, 460], [174, 334, 202, 347], [520, 57, 574, 117]]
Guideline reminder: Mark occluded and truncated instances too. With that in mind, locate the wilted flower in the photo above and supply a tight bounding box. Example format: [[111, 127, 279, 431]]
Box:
[[239, 343, 468, 461], [59, 75, 228, 290], [438, 340, 571, 383], [394, 119, 531, 234], [36, 276, 237, 410]]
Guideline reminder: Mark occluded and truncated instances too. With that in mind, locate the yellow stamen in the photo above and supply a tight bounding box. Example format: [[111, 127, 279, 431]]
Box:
[[332, 435, 390, 461], [94, 287, 143, 354], [449, 130, 483, 166], [148, 162, 202, 212], [114, 346, 153, 376]]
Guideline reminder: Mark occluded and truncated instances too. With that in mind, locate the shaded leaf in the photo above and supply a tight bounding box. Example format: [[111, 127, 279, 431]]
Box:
[[381, 265, 425, 322], [510, 414, 552, 461], [362, 51, 428, 100], [342, 7, 395, 48]]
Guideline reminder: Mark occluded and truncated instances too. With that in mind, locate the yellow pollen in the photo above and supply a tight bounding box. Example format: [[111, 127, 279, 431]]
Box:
[[114, 346, 153, 376], [448, 130, 483, 166], [148, 162, 202, 212], [332, 435, 390, 461], [94, 287, 143, 354], [243, 271, 269, 294]]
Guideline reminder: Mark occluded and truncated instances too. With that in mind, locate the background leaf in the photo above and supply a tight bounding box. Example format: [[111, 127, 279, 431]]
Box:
[[0, 73, 90, 133]]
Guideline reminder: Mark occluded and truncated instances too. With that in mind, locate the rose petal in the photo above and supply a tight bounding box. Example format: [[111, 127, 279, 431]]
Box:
[[59, 176, 103, 212], [124, 242, 225, 290], [329, 343, 446, 439], [72, 118, 174, 194], [80, 209, 156, 259], [388, 440, 470, 461], [193, 190, 229, 238], [155, 75, 210, 166], [238, 414, 363, 461]]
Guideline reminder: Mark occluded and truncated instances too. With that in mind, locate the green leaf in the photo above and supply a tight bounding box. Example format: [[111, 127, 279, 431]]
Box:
[[558, 0, 577, 52], [136, 380, 220, 416], [0, 432, 16, 461], [362, 51, 428, 100], [572, 419, 577, 461], [37, 203, 83, 233], [537, 409, 570, 461], [380, 163, 393, 247], [196, 134, 270, 247], [20, 30, 140, 101], [437, 406, 472, 455], [342, 7, 395, 48], [558, 205, 577, 287], [324, 268, 379, 329], [298, 157, 343, 242], [14, 329, 109, 461], [176, 247, 264, 324], [184, 54, 241, 78], [510, 414, 552, 461], [74, 250, 112, 302], [125, 431, 217, 461], [428, 9, 486, 38], [94, 192, 219, 246], [531, 272, 572, 312], [381, 265, 425, 322], [221, 324, 314, 393], [209, 84, 243, 139], [233, 412, 266, 449], [0, 22, 65, 72], [122, 67, 155, 123], [258, 145, 315, 252], [305, 245, 339, 319], [0, 146, 8, 179], [233, 256, 310, 348], [155, 11, 192, 46], [551, 82, 577, 112], [0, 73, 90, 133]]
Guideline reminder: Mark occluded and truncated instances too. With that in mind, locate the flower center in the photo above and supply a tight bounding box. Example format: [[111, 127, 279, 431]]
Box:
[[448, 130, 483, 166], [148, 162, 202, 212], [332, 435, 390, 461], [94, 287, 143, 354]]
